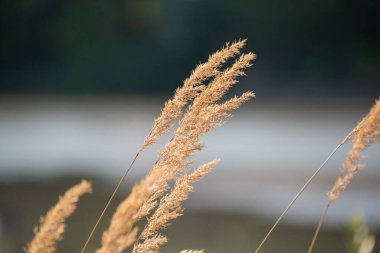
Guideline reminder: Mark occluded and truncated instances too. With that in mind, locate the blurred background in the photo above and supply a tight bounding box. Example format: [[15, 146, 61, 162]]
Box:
[[1, 0, 379, 252]]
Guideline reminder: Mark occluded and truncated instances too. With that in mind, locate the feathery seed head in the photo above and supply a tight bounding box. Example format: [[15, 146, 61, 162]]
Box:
[[98, 40, 254, 253], [142, 40, 250, 149], [328, 98, 380, 203], [25, 180, 92, 253]]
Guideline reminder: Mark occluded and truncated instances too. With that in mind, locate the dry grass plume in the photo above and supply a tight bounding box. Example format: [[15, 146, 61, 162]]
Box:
[[23, 40, 379, 253], [328, 98, 380, 203], [132, 160, 219, 253], [308, 98, 380, 253], [25, 180, 92, 253], [96, 40, 254, 253]]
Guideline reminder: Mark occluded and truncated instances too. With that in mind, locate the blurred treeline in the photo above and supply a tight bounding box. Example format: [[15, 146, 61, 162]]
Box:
[[1, 0, 379, 96]]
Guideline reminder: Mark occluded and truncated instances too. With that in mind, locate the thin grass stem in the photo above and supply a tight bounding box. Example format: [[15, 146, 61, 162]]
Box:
[[80, 151, 141, 253], [307, 203, 330, 253], [254, 140, 345, 253]]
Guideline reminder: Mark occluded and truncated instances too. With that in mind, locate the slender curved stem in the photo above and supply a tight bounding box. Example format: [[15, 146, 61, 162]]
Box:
[[80, 151, 141, 253], [308, 203, 330, 253], [254, 142, 344, 253]]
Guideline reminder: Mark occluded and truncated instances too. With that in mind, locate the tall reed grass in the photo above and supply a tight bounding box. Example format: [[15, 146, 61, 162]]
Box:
[[24, 40, 379, 253], [25, 40, 255, 253]]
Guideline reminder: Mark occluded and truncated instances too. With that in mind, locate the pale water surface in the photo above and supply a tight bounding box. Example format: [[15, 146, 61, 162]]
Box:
[[0, 95, 379, 227]]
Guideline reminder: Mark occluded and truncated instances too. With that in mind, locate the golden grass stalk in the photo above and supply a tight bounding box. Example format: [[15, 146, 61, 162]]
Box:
[[254, 136, 350, 253], [307, 203, 330, 253], [81, 40, 249, 253], [142, 39, 247, 149], [25, 180, 92, 253], [132, 160, 219, 253], [95, 176, 150, 253], [96, 41, 254, 253], [254, 102, 376, 253], [308, 98, 380, 253], [328, 98, 380, 203]]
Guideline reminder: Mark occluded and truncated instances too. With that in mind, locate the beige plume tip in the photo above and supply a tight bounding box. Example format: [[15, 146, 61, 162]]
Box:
[[25, 180, 92, 253]]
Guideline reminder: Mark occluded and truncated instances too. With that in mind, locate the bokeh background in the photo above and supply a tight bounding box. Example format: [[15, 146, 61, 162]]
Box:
[[1, 0, 379, 252]]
